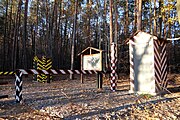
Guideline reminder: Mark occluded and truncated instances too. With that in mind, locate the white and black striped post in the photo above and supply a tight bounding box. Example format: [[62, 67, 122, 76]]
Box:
[[15, 71, 23, 103], [110, 43, 117, 91]]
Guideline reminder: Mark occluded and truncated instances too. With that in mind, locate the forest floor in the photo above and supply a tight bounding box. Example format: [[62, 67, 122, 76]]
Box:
[[0, 74, 179, 120]]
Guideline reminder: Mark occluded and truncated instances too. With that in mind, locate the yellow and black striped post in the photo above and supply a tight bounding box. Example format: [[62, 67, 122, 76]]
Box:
[[44, 57, 53, 83], [35, 56, 52, 83], [37, 56, 46, 82]]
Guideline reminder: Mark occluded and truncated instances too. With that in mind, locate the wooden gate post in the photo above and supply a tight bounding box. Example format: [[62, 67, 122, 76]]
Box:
[[97, 72, 102, 89]]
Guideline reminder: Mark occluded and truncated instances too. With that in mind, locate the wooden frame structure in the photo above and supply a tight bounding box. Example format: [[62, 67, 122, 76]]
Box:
[[78, 47, 103, 88]]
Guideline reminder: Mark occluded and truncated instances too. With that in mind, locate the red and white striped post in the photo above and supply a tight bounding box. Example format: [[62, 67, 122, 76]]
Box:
[[129, 40, 135, 93], [110, 43, 117, 91], [154, 40, 168, 92]]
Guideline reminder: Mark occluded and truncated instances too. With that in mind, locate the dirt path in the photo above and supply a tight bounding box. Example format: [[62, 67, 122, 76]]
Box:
[[0, 74, 179, 119]]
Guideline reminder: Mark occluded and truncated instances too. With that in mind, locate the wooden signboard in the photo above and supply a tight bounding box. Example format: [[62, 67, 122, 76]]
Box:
[[83, 53, 102, 71], [78, 47, 103, 87]]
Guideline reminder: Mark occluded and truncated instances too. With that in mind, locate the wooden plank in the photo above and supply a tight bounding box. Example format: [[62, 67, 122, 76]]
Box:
[[0, 95, 8, 99], [116, 84, 130, 88], [116, 85, 130, 91]]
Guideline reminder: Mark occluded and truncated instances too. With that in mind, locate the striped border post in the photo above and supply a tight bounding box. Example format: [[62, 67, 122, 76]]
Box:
[[110, 43, 117, 91], [15, 71, 23, 103], [154, 40, 162, 92], [35, 56, 53, 83], [44, 57, 53, 83], [37, 56, 47, 82], [160, 41, 168, 90], [129, 40, 135, 93], [154, 40, 168, 92]]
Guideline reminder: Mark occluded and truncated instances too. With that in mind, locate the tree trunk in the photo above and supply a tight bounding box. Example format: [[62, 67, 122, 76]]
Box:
[[7, 1, 13, 70], [70, 0, 78, 80], [153, 0, 157, 35], [134, 0, 137, 31], [137, 0, 142, 31], [114, 0, 118, 77], [125, 0, 129, 36], [109, 0, 113, 44], [34, 0, 39, 57], [158, 0, 162, 38], [103, 0, 109, 69], [3, 0, 9, 70], [86, 0, 91, 46], [45, 0, 51, 56], [58, 0, 63, 68], [23, 0, 29, 69], [53, 0, 58, 66], [96, 0, 101, 49], [12, 0, 22, 70], [150, 0, 152, 34], [63, 19, 68, 67]]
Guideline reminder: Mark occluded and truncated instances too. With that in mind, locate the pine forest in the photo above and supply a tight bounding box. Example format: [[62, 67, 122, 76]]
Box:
[[0, 0, 179, 72]]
